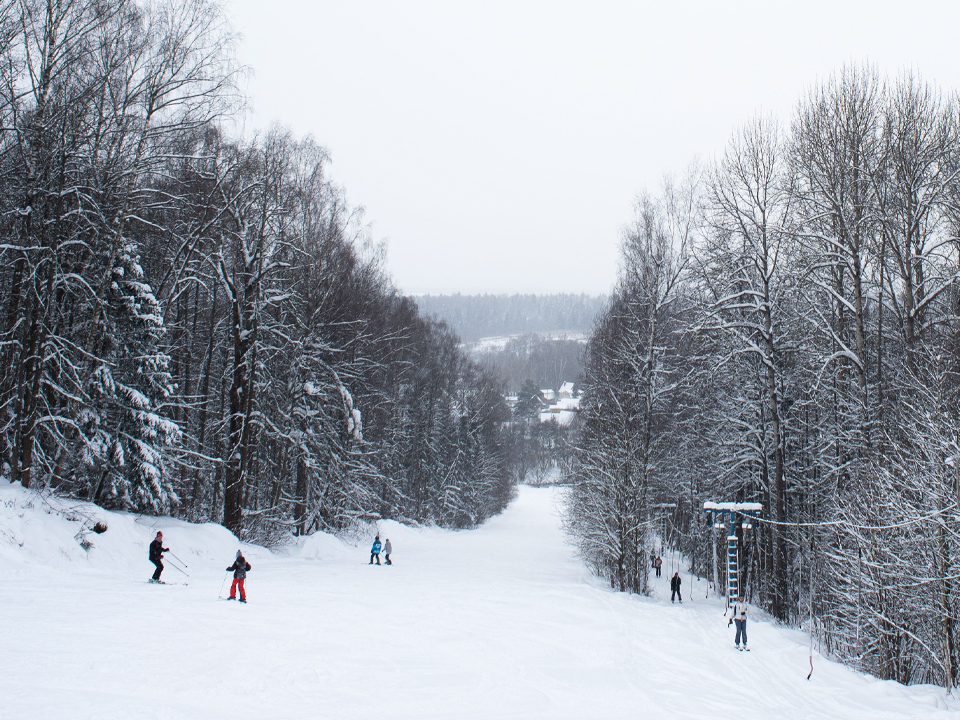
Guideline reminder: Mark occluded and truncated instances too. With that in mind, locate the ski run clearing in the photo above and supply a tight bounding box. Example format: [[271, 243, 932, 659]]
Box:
[[0, 483, 955, 720]]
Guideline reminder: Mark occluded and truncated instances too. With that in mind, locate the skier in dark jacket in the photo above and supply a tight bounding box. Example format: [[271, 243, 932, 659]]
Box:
[[654, 555, 662, 578], [148, 531, 169, 583], [670, 571, 682, 603], [370, 535, 382, 565], [226, 550, 252, 603]]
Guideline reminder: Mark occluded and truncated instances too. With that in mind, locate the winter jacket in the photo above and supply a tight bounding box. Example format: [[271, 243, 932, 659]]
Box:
[[227, 557, 252, 579], [384, 540, 392, 554], [149, 539, 168, 563], [654, 557, 662, 569], [728, 603, 748, 622], [371, 539, 382, 554], [670, 575, 681, 591]]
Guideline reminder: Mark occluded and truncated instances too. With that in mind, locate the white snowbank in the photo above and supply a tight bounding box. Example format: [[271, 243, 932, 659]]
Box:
[[0, 482, 254, 580]]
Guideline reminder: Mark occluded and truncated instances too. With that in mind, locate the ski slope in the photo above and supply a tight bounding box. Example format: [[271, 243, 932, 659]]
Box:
[[0, 483, 954, 719]]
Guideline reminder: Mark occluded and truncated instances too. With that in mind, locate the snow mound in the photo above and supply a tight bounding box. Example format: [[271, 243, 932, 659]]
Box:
[[0, 480, 257, 579], [292, 527, 355, 561], [288, 519, 418, 561]]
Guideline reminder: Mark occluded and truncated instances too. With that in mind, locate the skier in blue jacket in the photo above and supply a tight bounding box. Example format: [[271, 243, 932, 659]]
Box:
[[370, 535, 382, 565]]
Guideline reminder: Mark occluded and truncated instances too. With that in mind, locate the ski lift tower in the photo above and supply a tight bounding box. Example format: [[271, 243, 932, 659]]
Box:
[[703, 501, 762, 606]]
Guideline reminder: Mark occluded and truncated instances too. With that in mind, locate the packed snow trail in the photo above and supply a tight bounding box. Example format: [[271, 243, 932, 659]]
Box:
[[0, 485, 953, 719]]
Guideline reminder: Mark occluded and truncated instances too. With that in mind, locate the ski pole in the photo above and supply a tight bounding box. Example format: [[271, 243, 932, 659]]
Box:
[[168, 551, 188, 567], [165, 558, 189, 577], [217, 571, 229, 599]]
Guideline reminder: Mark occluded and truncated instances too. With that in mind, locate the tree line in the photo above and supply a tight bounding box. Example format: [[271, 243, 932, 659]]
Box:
[[416, 293, 606, 342], [0, 0, 513, 539], [566, 65, 960, 688]]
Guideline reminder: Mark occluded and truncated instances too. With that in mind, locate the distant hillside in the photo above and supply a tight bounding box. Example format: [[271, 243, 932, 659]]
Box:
[[472, 334, 587, 392], [414, 293, 606, 342]]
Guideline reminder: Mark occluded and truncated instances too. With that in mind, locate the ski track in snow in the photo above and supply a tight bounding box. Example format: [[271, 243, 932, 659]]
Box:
[[0, 484, 954, 719]]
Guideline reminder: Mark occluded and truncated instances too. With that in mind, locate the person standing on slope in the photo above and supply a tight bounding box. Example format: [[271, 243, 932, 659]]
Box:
[[728, 598, 748, 650], [148, 531, 169, 583], [370, 535, 382, 565], [384, 538, 393, 565], [670, 571, 682, 603], [226, 550, 252, 603], [654, 555, 662, 578]]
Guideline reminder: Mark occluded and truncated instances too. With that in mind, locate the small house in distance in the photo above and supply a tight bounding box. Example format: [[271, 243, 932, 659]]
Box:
[[540, 388, 558, 402], [539, 382, 581, 426]]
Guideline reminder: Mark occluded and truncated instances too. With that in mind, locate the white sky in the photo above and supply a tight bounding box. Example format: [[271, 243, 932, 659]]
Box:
[[223, 0, 960, 295]]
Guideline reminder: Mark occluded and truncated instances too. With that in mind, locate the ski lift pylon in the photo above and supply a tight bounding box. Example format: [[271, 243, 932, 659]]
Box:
[[703, 501, 761, 607]]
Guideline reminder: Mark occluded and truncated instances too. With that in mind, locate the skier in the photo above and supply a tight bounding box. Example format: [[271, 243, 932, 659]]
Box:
[[148, 531, 169, 583], [728, 597, 749, 650], [226, 550, 252, 603], [370, 535, 382, 565], [654, 555, 663, 578], [384, 538, 393, 565], [670, 571, 682, 603]]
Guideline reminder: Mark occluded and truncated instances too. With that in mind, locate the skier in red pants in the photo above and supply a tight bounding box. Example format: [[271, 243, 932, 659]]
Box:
[[226, 550, 252, 603]]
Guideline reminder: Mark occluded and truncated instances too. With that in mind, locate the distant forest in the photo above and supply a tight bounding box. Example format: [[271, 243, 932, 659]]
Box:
[[473, 335, 586, 393], [414, 294, 607, 342]]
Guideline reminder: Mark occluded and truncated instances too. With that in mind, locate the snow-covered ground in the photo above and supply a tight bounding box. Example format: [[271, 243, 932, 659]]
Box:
[[0, 482, 955, 719]]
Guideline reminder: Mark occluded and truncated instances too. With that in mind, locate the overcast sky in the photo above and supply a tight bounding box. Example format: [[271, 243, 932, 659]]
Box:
[[223, 1, 960, 296]]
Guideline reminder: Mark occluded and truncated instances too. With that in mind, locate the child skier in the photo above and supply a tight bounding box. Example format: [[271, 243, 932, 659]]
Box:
[[727, 597, 748, 650], [670, 571, 682, 603], [384, 538, 393, 565], [370, 535, 382, 565], [226, 550, 252, 603], [148, 531, 169, 583]]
